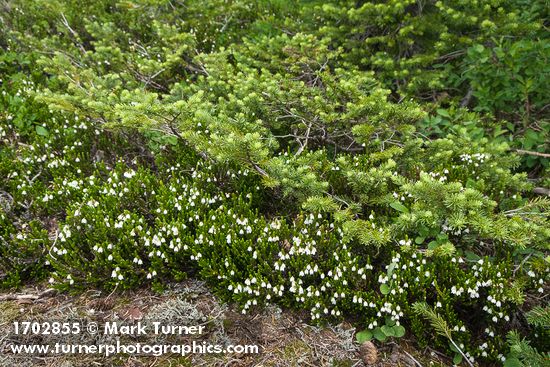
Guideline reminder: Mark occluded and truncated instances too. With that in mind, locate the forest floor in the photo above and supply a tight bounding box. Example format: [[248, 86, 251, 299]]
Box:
[[0, 281, 449, 367]]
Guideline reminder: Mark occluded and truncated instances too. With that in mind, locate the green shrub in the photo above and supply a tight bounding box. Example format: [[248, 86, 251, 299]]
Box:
[[0, 210, 49, 288], [0, 1, 548, 365]]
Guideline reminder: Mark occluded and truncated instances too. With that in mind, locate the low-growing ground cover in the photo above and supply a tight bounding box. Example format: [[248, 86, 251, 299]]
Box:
[[0, 0, 548, 366]]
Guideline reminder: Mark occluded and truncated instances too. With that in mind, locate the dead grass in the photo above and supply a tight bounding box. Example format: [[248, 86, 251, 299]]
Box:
[[0, 282, 450, 367]]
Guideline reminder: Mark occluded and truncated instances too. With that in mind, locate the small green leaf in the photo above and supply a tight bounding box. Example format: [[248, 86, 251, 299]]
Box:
[[380, 284, 390, 295], [464, 251, 480, 261], [165, 136, 178, 145], [390, 202, 409, 213], [503, 357, 522, 367], [35, 125, 49, 136], [453, 353, 463, 365], [385, 317, 396, 327], [356, 330, 373, 343], [474, 44, 485, 53], [373, 327, 387, 342], [387, 262, 396, 277], [436, 109, 451, 118], [381, 325, 395, 337], [428, 241, 439, 250], [419, 226, 429, 236], [393, 325, 406, 337], [415, 236, 425, 244]]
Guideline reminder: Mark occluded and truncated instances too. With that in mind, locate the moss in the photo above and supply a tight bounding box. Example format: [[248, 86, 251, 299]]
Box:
[[281, 340, 312, 365], [0, 301, 21, 323]]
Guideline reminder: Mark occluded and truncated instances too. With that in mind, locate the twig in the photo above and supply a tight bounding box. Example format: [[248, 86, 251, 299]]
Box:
[[403, 350, 424, 367], [450, 338, 474, 367], [104, 283, 119, 303], [245, 148, 269, 177], [533, 187, 550, 196], [60, 13, 86, 54], [460, 88, 473, 107], [515, 149, 550, 158], [505, 211, 547, 217], [323, 191, 350, 208], [219, 15, 232, 33], [513, 252, 534, 276], [0, 288, 56, 302], [28, 167, 43, 184], [296, 121, 312, 156], [250, 161, 268, 177]]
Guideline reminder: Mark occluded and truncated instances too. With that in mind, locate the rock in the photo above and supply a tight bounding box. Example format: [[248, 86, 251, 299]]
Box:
[[124, 306, 143, 321]]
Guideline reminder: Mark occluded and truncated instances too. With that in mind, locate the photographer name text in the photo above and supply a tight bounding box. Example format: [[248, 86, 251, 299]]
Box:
[[104, 322, 204, 336]]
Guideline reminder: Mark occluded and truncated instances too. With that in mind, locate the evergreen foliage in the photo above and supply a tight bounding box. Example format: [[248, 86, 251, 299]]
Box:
[[0, 0, 548, 365]]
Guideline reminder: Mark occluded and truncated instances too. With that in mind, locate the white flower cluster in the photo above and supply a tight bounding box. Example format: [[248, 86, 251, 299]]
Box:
[[426, 170, 448, 182], [460, 152, 487, 165]]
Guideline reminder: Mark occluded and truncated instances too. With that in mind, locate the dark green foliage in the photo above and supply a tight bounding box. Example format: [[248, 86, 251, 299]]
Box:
[[0, 210, 49, 288], [0, 0, 548, 365], [463, 41, 549, 121]]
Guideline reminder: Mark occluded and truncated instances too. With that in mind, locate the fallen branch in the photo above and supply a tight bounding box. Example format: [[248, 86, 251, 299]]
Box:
[[0, 288, 57, 302]]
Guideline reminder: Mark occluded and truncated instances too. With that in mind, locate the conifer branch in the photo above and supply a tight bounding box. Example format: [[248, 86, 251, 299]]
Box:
[[413, 302, 474, 367]]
